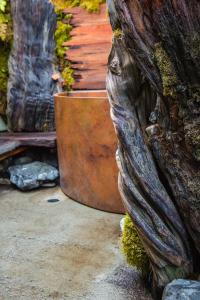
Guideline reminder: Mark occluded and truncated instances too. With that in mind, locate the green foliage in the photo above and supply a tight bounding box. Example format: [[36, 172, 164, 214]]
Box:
[[154, 43, 178, 99], [55, 20, 71, 58], [0, 0, 12, 115], [0, 0, 7, 12], [121, 214, 149, 276], [51, 0, 105, 12], [0, 0, 12, 42], [77, 0, 106, 12], [54, 9, 74, 89], [0, 42, 9, 114], [0, 43, 9, 91], [61, 65, 74, 87], [114, 28, 122, 38]]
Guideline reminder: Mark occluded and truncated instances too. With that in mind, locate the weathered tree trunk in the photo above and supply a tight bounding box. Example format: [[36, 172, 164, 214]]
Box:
[[107, 0, 200, 296], [7, 0, 60, 132]]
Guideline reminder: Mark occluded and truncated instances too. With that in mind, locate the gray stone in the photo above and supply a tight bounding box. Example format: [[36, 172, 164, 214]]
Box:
[[8, 161, 59, 191], [162, 279, 200, 300]]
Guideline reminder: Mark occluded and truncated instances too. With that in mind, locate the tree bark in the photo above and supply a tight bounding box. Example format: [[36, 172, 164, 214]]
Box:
[[7, 0, 60, 132], [106, 0, 200, 295]]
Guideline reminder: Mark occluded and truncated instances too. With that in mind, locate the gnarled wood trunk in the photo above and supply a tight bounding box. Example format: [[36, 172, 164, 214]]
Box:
[[7, 0, 60, 132], [106, 0, 200, 295]]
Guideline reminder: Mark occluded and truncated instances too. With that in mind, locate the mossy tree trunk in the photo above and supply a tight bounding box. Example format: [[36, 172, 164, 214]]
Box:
[[107, 0, 200, 296]]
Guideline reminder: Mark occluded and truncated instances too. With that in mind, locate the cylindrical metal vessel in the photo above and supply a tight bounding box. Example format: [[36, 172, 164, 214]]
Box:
[[54, 90, 124, 213]]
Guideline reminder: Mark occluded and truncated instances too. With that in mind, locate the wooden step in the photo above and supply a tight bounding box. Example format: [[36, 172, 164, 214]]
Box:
[[0, 132, 56, 161]]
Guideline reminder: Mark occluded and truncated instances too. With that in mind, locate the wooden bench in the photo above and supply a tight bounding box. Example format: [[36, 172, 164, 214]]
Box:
[[0, 132, 56, 161]]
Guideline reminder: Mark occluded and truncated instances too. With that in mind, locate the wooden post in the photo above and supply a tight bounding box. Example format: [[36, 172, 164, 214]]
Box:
[[7, 0, 60, 132]]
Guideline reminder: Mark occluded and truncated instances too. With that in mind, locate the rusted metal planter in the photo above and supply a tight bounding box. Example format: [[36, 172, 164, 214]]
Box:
[[54, 90, 124, 213]]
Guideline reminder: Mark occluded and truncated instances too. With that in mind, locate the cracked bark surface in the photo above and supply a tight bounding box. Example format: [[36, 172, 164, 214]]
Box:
[[106, 0, 200, 296], [7, 0, 60, 132]]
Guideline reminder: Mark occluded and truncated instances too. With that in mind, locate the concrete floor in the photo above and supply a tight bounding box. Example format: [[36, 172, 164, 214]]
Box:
[[0, 186, 152, 300]]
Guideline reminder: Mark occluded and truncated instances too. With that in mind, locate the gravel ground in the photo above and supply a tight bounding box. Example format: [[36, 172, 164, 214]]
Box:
[[0, 186, 152, 300]]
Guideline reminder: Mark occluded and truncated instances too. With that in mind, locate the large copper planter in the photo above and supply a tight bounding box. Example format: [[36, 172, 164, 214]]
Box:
[[54, 90, 124, 213]]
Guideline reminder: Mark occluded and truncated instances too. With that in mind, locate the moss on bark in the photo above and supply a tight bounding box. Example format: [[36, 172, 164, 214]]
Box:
[[0, 0, 12, 115], [154, 43, 179, 99], [121, 214, 149, 276]]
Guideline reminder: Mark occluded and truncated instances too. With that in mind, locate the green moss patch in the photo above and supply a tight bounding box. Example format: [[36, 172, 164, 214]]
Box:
[[186, 33, 200, 60], [114, 28, 122, 39], [51, 3, 72, 90], [76, 0, 105, 12], [154, 43, 178, 99], [54, 11, 74, 90], [0, 0, 12, 115], [51, 0, 105, 12], [121, 214, 149, 276], [0, 43, 9, 112], [0, 0, 12, 42]]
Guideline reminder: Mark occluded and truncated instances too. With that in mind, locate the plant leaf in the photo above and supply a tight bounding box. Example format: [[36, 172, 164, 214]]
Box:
[[0, 0, 7, 12]]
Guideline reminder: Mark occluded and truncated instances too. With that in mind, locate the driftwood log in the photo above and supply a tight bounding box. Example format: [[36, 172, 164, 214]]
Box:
[[7, 0, 60, 132], [106, 0, 200, 296]]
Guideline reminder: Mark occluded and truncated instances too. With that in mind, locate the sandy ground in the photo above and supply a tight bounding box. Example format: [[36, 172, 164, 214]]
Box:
[[0, 186, 152, 300]]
